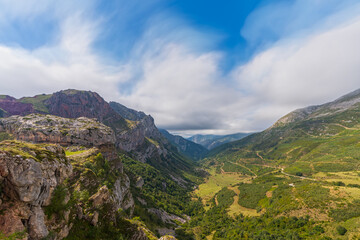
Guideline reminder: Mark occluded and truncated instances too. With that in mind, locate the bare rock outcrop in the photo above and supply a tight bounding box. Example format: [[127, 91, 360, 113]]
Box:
[[0, 114, 115, 147], [148, 208, 186, 225], [159, 236, 177, 240]]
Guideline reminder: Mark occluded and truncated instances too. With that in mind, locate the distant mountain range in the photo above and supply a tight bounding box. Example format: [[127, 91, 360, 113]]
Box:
[[188, 132, 252, 150]]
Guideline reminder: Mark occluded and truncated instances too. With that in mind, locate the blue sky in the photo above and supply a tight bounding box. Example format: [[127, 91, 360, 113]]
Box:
[[0, 0, 359, 135]]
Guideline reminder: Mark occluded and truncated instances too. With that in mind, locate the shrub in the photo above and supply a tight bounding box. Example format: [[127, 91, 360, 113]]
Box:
[[333, 181, 345, 186], [347, 183, 360, 188], [44, 185, 69, 218], [336, 226, 347, 235], [215, 187, 235, 208]]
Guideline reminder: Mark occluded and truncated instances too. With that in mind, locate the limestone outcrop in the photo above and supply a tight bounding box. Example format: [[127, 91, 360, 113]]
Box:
[[0, 114, 115, 147]]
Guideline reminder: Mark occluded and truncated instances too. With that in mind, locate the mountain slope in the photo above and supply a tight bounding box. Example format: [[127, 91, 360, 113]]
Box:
[[188, 132, 251, 150], [159, 129, 208, 160], [208, 88, 360, 176]]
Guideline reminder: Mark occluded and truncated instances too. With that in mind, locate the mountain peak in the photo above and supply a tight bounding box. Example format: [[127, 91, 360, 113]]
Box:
[[59, 89, 88, 95]]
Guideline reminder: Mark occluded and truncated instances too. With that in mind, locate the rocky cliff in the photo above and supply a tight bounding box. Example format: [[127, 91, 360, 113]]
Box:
[[0, 141, 72, 239], [0, 95, 34, 117], [0, 114, 161, 239], [116, 115, 168, 163]]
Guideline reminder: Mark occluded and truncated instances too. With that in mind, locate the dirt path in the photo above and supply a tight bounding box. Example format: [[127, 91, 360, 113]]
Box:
[[330, 123, 357, 130], [230, 161, 257, 177], [280, 168, 317, 181], [256, 152, 264, 160]]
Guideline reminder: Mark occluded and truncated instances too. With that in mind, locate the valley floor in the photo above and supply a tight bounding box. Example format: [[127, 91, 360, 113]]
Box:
[[191, 162, 360, 239]]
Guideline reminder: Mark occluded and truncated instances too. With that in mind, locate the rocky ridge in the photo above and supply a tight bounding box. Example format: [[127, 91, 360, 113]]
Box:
[[274, 88, 360, 127]]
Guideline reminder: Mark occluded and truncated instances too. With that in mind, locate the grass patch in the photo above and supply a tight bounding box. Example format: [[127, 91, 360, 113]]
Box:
[[65, 150, 88, 156], [0, 140, 64, 163], [145, 137, 159, 147], [295, 182, 332, 209], [19, 94, 51, 113], [195, 167, 248, 208]]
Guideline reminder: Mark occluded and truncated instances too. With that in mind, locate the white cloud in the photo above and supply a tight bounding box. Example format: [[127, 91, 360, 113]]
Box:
[[0, 6, 128, 100], [118, 43, 238, 131], [0, 0, 359, 136], [120, 13, 360, 135], [234, 16, 360, 110]]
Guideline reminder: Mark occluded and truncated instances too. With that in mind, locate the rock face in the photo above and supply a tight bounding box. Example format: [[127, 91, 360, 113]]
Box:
[[0, 142, 72, 239], [0, 90, 194, 239], [148, 208, 186, 225], [43, 91, 170, 164], [0, 114, 115, 147], [117, 115, 163, 151], [0, 95, 34, 117], [44, 90, 128, 132], [110, 102, 173, 163], [113, 175, 134, 212]]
